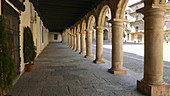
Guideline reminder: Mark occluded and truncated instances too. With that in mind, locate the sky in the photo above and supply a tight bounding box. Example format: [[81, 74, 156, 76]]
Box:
[[126, 0, 142, 9]]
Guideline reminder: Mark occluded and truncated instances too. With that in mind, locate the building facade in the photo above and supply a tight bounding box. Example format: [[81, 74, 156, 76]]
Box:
[[124, 1, 144, 43], [1, 0, 49, 75], [124, 1, 170, 43]]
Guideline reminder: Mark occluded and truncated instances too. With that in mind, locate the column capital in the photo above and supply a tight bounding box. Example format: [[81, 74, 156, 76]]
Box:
[[137, 7, 166, 17], [86, 29, 94, 32], [76, 32, 80, 35], [94, 26, 106, 31], [80, 31, 86, 34], [108, 18, 127, 24]]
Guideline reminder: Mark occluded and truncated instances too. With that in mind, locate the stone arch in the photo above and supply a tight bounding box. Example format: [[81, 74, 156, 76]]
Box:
[[114, 0, 129, 19], [81, 20, 86, 32], [71, 28, 74, 35], [74, 26, 77, 35], [77, 24, 80, 33], [87, 15, 96, 29], [103, 29, 109, 40], [98, 5, 111, 26]]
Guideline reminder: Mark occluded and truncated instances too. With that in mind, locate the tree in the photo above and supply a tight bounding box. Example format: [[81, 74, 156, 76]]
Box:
[[0, 15, 17, 96], [23, 26, 36, 65]]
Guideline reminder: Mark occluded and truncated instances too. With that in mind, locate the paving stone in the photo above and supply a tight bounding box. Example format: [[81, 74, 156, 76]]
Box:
[[10, 43, 145, 96]]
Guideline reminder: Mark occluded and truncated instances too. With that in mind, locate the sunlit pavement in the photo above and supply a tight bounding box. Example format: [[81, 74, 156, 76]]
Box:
[[102, 42, 170, 62], [92, 41, 170, 84], [10, 43, 145, 96]]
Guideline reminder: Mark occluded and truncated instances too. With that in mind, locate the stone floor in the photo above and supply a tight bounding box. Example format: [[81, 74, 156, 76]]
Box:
[[11, 43, 145, 96]]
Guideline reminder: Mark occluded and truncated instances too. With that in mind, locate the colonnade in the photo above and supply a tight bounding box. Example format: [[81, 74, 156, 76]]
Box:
[[61, 0, 170, 95]]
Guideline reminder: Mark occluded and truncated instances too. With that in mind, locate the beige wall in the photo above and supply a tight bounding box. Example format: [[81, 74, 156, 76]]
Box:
[[19, 0, 49, 73], [49, 32, 62, 42]]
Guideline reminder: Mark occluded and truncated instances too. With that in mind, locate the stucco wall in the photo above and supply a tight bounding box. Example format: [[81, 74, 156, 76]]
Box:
[[19, 0, 49, 73], [49, 32, 62, 42]]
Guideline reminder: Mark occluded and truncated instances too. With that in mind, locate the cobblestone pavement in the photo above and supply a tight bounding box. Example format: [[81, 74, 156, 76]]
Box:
[[10, 43, 147, 96], [95, 41, 170, 84]]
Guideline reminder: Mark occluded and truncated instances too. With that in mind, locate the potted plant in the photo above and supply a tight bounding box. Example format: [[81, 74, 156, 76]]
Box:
[[23, 26, 36, 72], [0, 15, 17, 96]]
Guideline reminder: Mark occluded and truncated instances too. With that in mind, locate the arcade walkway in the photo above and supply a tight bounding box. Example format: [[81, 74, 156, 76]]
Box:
[[10, 43, 144, 96]]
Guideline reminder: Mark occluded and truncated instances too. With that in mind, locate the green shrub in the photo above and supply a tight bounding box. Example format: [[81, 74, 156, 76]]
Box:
[[23, 26, 36, 64], [0, 15, 17, 96]]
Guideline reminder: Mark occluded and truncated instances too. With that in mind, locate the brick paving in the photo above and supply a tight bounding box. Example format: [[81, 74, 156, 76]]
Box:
[[11, 43, 145, 96]]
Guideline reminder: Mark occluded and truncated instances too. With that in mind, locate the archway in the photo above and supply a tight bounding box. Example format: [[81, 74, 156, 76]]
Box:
[[103, 29, 109, 40], [93, 5, 112, 64], [79, 20, 86, 54]]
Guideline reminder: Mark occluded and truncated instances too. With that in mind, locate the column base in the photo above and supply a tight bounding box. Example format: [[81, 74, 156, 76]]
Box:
[[85, 55, 94, 58], [79, 52, 86, 54], [75, 50, 80, 52], [108, 68, 127, 74], [137, 80, 170, 96], [93, 59, 105, 64]]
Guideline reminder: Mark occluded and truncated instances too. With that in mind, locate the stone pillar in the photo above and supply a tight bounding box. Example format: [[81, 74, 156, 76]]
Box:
[[63, 34, 65, 44], [76, 33, 80, 52], [66, 33, 68, 45], [74, 35, 76, 50], [85, 29, 93, 58], [67, 33, 69, 46], [70, 34, 72, 48], [93, 26, 105, 64], [67, 33, 70, 46], [79, 31, 86, 54], [72, 35, 74, 49], [108, 19, 127, 74], [137, 8, 170, 95]]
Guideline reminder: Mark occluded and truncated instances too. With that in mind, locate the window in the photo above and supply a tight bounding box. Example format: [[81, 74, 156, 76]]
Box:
[[136, 26, 139, 32], [54, 34, 58, 40], [136, 6, 138, 10], [125, 16, 127, 19], [125, 11, 127, 15], [136, 16, 138, 21]]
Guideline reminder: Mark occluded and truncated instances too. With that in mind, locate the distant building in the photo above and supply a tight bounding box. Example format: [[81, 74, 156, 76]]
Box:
[[124, 1, 170, 43], [124, 1, 144, 43]]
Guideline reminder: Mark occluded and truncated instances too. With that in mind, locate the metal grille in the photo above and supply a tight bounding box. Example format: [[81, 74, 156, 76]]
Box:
[[2, 1, 21, 74]]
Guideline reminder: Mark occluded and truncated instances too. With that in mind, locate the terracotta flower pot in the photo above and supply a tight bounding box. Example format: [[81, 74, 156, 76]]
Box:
[[26, 64, 34, 72]]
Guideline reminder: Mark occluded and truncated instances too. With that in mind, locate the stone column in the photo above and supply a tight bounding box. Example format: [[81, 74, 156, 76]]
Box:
[[67, 33, 69, 46], [63, 34, 65, 44], [85, 29, 93, 58], [74, 35, 76, 50], [137, 8, 170, 95], [79, 31, 86, 54], [93, 26, 105, 64], [62, 34, 64, 44], [70, 34, 72, 48], [66, 32, 68, 45], [108, 19, 127, 74], [72, 35, 74, 49], [76, 33, 80, 52]]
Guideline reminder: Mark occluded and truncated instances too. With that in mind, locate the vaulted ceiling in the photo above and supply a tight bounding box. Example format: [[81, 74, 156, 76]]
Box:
[[31, 0, 103, 32]]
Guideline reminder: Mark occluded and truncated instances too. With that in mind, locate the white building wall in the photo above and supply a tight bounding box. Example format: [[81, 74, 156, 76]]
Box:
[[49, 32, 62, 42], [18, 0, 49, 74]]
